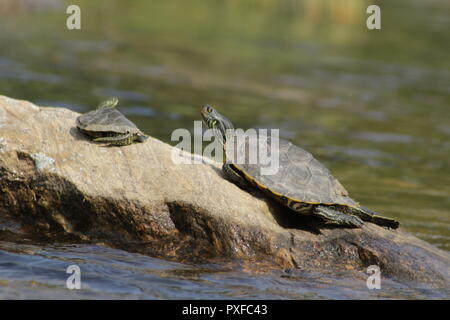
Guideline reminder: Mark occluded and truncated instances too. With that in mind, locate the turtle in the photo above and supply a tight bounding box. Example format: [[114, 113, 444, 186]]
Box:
[[76, 97, 149, 146], [201, 105, 399, 229]]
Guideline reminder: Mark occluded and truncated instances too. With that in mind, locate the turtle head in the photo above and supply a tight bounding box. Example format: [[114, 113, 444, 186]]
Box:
[[201, 105, 234, 146]]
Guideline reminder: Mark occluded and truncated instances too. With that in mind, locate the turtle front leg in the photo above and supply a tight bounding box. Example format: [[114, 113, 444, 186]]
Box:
[[314, 205, 364, 228], [93, 133, 134, 146], [222, 161, 250, 190]]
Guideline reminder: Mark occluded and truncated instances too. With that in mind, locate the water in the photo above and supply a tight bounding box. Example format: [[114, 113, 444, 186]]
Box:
[[0, 0, 449, 299], [0, 242, 446, 299]]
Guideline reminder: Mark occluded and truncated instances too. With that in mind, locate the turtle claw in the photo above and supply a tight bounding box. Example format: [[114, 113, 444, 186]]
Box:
[[136, 134, 149, 143], [342, 215, 364, 228]]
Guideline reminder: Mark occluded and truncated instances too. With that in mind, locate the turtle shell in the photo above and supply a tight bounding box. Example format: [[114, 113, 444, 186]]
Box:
[[76, 107, 142, 134], [226, 132, 358, 207]]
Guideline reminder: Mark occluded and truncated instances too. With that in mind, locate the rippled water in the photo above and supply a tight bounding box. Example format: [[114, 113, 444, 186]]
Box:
[[1, 242, 447, 300], [0, 0, 449, 299]]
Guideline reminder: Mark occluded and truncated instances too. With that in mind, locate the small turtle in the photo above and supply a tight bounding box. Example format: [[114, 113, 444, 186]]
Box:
[[201, 105, 399, 229], [76, 97, 149, 146]]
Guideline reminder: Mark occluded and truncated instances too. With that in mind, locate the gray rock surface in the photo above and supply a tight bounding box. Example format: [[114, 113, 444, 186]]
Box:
[[0, 95, 448, 288]]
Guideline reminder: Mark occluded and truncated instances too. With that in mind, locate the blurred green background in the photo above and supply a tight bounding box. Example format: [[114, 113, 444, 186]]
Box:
[[0, 0, 449, 250]]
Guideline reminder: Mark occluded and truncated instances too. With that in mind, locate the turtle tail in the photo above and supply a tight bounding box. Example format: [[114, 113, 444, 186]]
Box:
[[349, 206, 400, 229]]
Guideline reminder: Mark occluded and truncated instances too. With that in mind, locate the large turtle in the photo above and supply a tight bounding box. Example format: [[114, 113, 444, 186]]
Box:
[[76, 97, 149, 146], [201, 105, 399, 228]]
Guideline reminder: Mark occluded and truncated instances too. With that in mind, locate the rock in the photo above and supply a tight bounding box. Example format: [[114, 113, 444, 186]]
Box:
[[0, 95, 448, 288]]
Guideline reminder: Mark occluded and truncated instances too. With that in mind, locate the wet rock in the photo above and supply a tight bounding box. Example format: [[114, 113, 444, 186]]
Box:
[[0, 95, 448, 288]]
